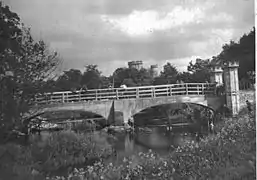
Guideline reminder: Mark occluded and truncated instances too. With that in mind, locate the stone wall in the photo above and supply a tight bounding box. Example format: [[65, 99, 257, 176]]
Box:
[[239, 90, 256, 108]]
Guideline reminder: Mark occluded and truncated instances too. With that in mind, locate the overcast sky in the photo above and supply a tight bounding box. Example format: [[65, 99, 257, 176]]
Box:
[[3, 0, 255, 75]]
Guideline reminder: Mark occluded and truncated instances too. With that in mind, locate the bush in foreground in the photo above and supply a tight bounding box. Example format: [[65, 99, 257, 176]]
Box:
[[0, 130, 114, 179], [31, 131, 113, 173]]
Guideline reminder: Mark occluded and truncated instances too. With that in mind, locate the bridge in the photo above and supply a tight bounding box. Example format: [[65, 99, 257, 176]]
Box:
[[33, 83, 225, 124]]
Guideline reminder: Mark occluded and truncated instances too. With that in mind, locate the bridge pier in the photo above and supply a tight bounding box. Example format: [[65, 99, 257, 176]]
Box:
[[223, 61, 240, 116]]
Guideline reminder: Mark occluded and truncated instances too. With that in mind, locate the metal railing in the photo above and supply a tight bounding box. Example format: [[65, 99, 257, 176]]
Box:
[[35, 83, 216, 105]]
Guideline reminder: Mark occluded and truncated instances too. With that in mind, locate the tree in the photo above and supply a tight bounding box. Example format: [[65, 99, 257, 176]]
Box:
[[153, 63, 179, 85], [112, 67, 152, 87], [177, 72, 194, 83], [0, 2, 22, 54], [55, 69, 82, 91], [100, 76, 112, 89], [0, 3, 61, 136], [187, 58, 211, 82], [217, 28, 255, 82], [129, 68, 152, 86], [81, 65, 102, 89]]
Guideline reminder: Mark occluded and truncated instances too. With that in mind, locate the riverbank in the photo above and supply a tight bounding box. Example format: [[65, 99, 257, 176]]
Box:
[[0, 105, 255, 180]]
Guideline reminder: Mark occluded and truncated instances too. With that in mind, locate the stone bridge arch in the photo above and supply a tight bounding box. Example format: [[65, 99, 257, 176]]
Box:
[[133, 101, 216, 115], [131, 102, 214, 126], [30, 100, 115, 123], [114, 95, 224, 123]]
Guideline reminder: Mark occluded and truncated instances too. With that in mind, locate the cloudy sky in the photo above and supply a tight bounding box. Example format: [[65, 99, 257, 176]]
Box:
[[3, 0, 255, 75]]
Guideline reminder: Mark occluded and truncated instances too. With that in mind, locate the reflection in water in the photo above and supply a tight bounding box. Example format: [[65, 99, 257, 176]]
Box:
[[33, 126, 199, 159], [110, 125, 199, 158]]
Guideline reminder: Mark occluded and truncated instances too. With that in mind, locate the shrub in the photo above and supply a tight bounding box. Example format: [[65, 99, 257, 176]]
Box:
[[0, 130, 115, 179], [0, 143, 40, 180], [170, 107, 256, 180], [30, 130, 113, 173], [72, 121, 97, 133], [47, 150, 176, 180]]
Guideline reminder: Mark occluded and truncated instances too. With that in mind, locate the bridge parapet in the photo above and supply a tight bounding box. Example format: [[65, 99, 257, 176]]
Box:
[[35, 83, 216, 105]]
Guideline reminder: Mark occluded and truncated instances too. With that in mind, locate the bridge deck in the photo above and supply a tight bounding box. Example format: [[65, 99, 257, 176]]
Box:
[[35, 83, 216, 105]]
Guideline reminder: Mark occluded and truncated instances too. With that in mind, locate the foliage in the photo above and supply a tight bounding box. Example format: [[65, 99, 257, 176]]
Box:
[[0, 143, 40, 180], [187, 58, 211, 83], [177, 72, 194, 83], [0, 1, 22, 54], [0, 130, 114, 179], [81, 65, 103, 89], [72, 121, 98, 133], [112, 67, 153, 87], [161, 63, 179, 83], [153, 63, 179, 85], [217, 28, 255, 82], [0, 3, 61, 135], [54, 69, 83, 91], [30, 131, 112, 173], [53, 65, 105, 91], [172, 108, 256, 179]]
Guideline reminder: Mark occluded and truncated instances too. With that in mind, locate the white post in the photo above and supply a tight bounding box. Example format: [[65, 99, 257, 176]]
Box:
[[116, 89, 119, 99], [152, 87, 155, 97], [62, 93, 65, 103], [136, 88, 139, 98]]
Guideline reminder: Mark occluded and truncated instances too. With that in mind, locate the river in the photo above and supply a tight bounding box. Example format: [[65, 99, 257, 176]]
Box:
[[108, 125, 199, 158]]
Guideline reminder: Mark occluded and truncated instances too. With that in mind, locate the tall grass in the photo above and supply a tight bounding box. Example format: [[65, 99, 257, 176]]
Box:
[[0, 130, 114, 179]]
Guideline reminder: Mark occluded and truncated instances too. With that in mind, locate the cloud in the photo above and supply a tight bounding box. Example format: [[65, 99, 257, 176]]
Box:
[[3, 0, 255, 76], [101, 6, 206, 36]]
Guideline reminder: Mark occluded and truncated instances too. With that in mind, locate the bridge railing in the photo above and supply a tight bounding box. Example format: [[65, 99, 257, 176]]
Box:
[[35, 83, 216, 105]]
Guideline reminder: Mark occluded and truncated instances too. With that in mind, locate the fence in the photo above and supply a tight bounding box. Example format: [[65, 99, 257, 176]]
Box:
[[35, 83, 216, 105]]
